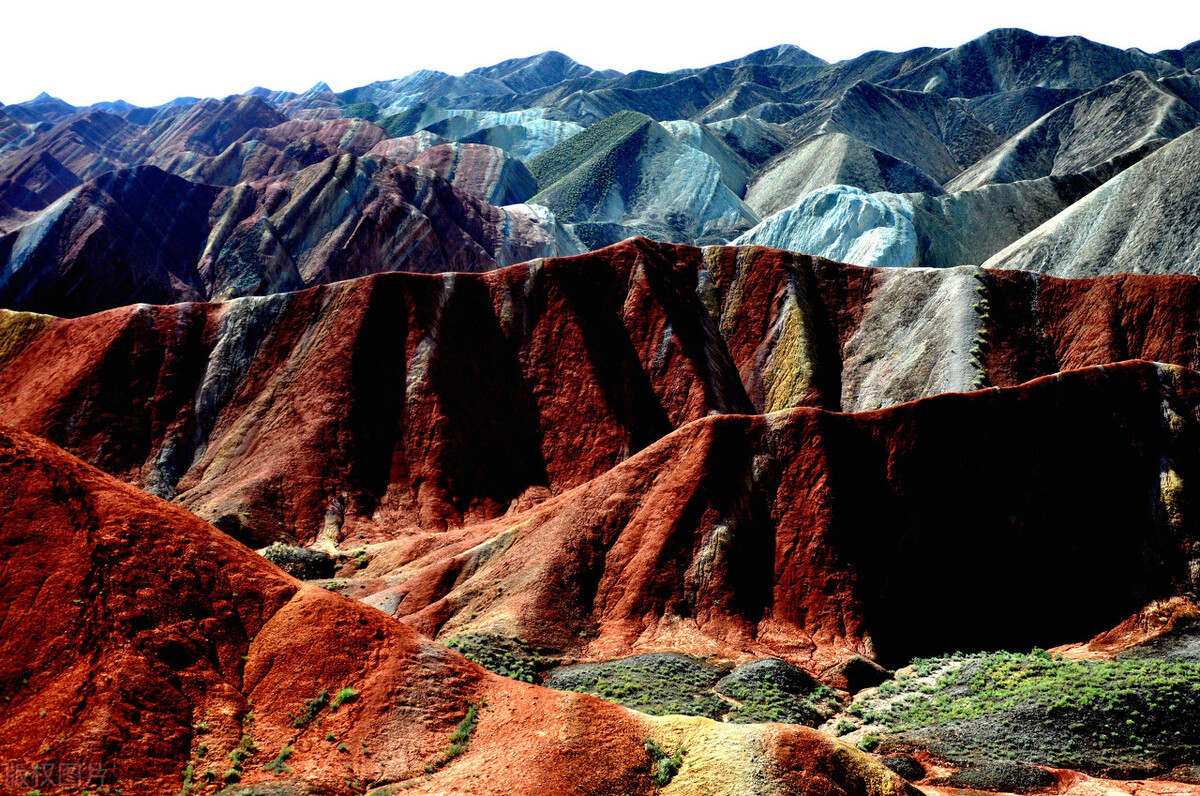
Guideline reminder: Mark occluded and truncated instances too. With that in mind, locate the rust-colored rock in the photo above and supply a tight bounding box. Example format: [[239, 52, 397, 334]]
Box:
[[0, 425, 916, 796]]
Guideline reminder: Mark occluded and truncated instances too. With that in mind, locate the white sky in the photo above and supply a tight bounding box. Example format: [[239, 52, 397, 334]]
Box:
[[2, 0, 1197, 107]]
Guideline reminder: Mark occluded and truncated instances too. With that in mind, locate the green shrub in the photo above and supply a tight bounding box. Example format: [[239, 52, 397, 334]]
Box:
[[424, 701, 485, 773], [292, 688, 329, 728], [444, 634, 550, 683], [331, 687, 358, 710], [262, 745, 292, 775], [644, 738, 686, 787]]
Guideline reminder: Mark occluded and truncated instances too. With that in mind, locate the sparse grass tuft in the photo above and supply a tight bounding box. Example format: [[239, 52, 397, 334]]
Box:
[[262, 745, 292, 775], [424, 701, 485, 774], [644, 738, 687, 787], [292, 688, 329, 728], [331, 687, 358, 710]]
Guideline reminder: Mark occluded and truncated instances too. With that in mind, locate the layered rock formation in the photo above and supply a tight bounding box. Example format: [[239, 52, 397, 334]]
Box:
[[407, 142, 538, 205], [371, 359, 1198, 669], [983, 127, 1200, 275], [733, 186, 917, 268], [528, 111, 759, 246], [0, 424, 917, 796], [0, 154, 579, 315], [3, 240, 1200, 674], [2, 27, 1198, 283], [6, 30, 1200, 796]]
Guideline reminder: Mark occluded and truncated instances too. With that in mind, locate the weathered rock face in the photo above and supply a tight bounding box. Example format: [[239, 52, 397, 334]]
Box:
[[357, 359, 1199, 670], [6, 238, 1200, 553], [783, 81, 1003, 186], [746, 133, 944, 218], [983, 127, 1200, 276], [0, 107, 36, 156], [530, 111, 759, 247], [200, 154, 578, 295], [0, 424, 916, 796], [733, 186, 918, 269], [378, 106, 588, 158], [708, 114, 793, 167], [962, 86, 1083, 137], [0, 154, 578, 315], [948, 71, 1200, 191], [0, 96, 289, 215], [884, 168, 1110, 268], [0, 165, 220, 315], [880, 27, 1182, 98], [457, 117, 586, 160], [0, 110, 139, 213], [366, 129, 448, 162], [179, 116, 390, 186], [408, 142, 538, 205], [660, 119, 754, 195]]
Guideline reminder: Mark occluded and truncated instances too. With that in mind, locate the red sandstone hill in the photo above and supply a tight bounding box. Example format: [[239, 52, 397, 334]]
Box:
[[353, 358, 1200, 670], [3, 239, 1200, 547], [0, 424, 917, 796], [1, 239, 1199, 672]]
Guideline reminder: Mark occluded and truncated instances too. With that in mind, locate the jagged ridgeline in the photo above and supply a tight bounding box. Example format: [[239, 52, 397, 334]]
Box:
[[4, 28, 1200, 317]]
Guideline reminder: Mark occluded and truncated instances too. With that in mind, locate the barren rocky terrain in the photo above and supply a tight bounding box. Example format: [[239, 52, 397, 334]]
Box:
[[2, 27, 1200, 796]]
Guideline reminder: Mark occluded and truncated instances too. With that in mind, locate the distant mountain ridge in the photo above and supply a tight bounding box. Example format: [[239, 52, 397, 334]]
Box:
[[2, 27, 1199, 313]]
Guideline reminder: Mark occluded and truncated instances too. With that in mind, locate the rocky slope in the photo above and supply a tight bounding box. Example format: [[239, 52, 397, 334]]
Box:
[[947, 71, 1200, 191], [743, 81, 1002, 216], [528, 111, 759, 246], [0, 423, 918, 796], [422, 359, 1198, 668], [732, 186, 918, 268], [4, 238, 1200, 583], [983, 127, 1200, 276], [0, 153, 579, 316], [6, 29, 1200, 796]]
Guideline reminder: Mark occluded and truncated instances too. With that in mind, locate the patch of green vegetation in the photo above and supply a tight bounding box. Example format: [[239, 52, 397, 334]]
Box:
[[852, 649, 1200, 775], [970, 273, 991, 389], [832, 717, 857, 736], [443, 634, 553, 683], [340, 102, 380, 122], [331, 687, 358, 710], [222, 706, 258, 783], [227, 733, 257, 768], [291, 688, 329, 728], [544, 653, 728, 719], [644, 738, 686, 787], [424, 701, 484, 774], [527, 110, 653, 221], [719, 660, 842, 726], [176, 762, 195, 796], [378, 104, 431, 138], [262, 745, 292, 775]]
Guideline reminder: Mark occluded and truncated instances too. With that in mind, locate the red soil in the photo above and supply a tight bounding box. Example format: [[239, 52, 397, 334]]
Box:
[[0, 425, 916, 796]]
